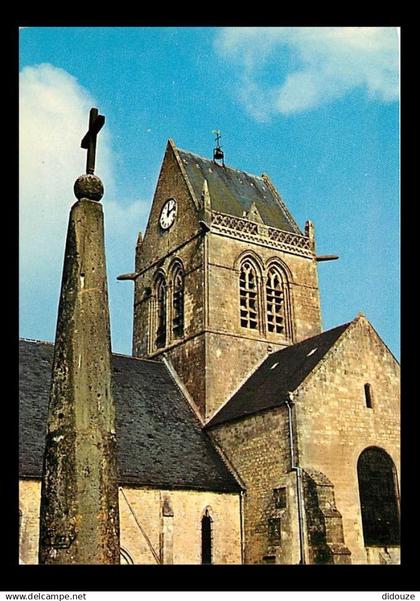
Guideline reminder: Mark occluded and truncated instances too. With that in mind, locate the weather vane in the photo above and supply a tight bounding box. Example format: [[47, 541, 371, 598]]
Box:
[[212, 129, 225, 166]]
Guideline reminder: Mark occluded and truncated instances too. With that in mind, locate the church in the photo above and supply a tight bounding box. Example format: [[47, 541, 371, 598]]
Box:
[[19, 135, 400, 565]]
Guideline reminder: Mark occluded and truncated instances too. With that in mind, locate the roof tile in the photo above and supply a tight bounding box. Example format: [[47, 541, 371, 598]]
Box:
[[19, 340, 241, 492], [177, 149, 301, 233], [207, 323, 351, 428]]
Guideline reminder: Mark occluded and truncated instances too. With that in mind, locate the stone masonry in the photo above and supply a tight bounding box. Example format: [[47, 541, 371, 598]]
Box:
[[293, 315, 400, 564], [208, 316, 399, 564], [38, 195, 120, 564], [133, 140, 322, 421], [20, 480, 242, 565], [21, 136, 399, 566]]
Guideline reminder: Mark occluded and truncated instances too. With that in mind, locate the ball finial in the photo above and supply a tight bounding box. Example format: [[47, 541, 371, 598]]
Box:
[[74, 174, 104, 202]]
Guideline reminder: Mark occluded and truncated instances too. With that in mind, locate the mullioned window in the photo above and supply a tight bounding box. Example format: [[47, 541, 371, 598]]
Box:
[[239, 261, 259, 330], [155, 274, 167, 349], [172, 265, 184, 339]]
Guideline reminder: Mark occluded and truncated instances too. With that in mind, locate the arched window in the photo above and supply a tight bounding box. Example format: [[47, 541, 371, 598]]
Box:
[[172, 265, 184, 339], [155, 274, 167, 349], [266, 267, 285, 334], [120, 547, 134, 564], [357, 447, 400, 546], [239, 260, 259, 330], [201, 509, 213, 564]]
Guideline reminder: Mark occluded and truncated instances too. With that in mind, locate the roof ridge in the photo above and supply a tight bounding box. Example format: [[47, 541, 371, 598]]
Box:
[[170, 143, 200, 211], [19, 338, 163, 365], [112, 351, 162, 365], [177, 147, 266, 182], [19, 338, 53, 345], [19, 338, 241, 492], [204, 431, 246, 491], [162, 356, 205, 427], [261, 173, 302, 234]]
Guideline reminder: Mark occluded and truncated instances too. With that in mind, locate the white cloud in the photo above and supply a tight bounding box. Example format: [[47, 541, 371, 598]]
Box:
[[215, 27, 399, 119], [20, 64, 112, 270], [19, 63, 147, 346]]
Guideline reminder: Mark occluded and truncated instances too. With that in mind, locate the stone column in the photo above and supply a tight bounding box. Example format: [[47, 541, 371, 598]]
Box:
[[38, 174, 120, 564]]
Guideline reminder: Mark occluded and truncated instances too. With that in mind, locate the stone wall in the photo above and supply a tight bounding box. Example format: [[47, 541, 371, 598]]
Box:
[[19, 480, 41, 564], [132, 141, 207, 411], [302, 468, 351, 564], [210, 407, 301, 564], [207, 233, 322, 343], [19, 480, 242, 565], [294, 315, 400, 564], [203, 234, 322, 419]]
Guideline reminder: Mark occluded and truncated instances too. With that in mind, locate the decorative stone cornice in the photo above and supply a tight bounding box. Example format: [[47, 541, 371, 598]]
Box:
[[210, 210, 314, 258]]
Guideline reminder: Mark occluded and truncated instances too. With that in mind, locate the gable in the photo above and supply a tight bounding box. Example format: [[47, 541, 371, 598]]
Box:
[[19, 339, 241, 493], [137, 141, 202, 270], [295, 314, 400, 403], [207, 315, 399, 429], [292, 314, 400, 396]]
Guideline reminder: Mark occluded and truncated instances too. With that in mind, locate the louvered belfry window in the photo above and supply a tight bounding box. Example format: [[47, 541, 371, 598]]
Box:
[[240, 261, 259, 330], [156, 275, 166, 349], [172, 266, 184, 339], [266, 267, 285, 334]]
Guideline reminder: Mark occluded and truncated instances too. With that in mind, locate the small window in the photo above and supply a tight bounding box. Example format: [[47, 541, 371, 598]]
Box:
[[239, 261, 259, 330], [201, 512, 212, 564], [273, 487, 287, 510], [268, 517, 281, 545], [364, 383, 373, 409]]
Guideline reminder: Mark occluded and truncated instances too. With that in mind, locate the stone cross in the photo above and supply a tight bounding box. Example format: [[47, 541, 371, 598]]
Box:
[[81, 108, 105, 175], [39, 124, 120, 562]]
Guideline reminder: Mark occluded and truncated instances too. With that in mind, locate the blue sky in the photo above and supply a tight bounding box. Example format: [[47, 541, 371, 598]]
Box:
[[19, 27, 400, 359]]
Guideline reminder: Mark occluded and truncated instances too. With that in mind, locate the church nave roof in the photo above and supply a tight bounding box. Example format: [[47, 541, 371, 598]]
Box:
[[19, 339, 242, 493]]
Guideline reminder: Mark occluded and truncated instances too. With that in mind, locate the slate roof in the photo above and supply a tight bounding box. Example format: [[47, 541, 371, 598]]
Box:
[[207, 323, 351, 428], [19, 339, 242, 493], [177, 148, 301, 233]]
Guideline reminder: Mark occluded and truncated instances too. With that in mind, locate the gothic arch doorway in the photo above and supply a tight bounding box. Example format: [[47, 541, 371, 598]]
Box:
[[201, 508, 213, 564], [357, 447, 400, 547]]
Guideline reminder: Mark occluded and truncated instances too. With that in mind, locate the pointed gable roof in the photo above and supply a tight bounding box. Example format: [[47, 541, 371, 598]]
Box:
[[175, 147, 301, 233], [19, 339, 242, 493], [206, 322, 352, 428]]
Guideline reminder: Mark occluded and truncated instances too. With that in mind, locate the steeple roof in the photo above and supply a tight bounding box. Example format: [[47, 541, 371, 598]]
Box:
[[176, 147, 301, 233]]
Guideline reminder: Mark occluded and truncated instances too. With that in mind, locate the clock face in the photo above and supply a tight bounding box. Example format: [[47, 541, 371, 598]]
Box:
[[159, 198, 177, 230]]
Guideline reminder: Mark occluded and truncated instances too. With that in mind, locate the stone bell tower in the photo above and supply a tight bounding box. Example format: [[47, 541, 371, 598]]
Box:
[[128, 139, 327, 422], [38, 109, 120, 564]]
